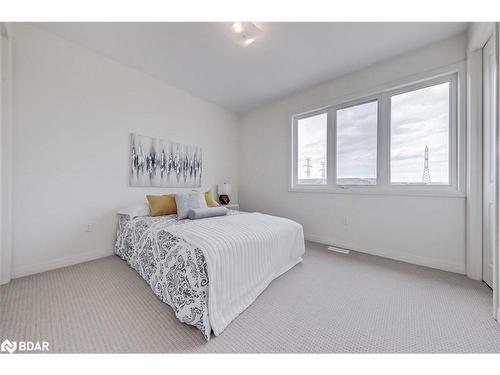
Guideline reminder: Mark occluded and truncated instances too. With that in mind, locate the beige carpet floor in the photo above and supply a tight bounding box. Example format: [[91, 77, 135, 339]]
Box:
[[1, 241, 500, 353]]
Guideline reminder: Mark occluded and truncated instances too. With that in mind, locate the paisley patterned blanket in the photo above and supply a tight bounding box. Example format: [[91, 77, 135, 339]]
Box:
[[115, 214, 219, 339]]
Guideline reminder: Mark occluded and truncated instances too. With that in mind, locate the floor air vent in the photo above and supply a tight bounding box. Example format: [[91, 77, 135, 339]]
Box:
[[327, 246, 350, 254]]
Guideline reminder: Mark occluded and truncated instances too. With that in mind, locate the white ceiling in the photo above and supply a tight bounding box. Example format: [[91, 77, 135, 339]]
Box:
[[37, 22, 468, 113]]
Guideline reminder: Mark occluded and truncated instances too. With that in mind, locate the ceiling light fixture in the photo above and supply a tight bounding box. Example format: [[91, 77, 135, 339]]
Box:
[[231, 22, 262, 47], [232, 22, 244, 34]]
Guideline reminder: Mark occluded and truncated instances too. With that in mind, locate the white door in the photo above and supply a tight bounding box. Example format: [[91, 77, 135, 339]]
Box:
[[483, 36, 497, 288]]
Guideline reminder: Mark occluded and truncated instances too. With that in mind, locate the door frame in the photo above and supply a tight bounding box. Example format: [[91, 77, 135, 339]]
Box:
[[0, 22, 13, 285], [495, 23, 500, 322], [482, 35, 496, 290], [466, 48, 484, 281], [466, 22, 499, 321]]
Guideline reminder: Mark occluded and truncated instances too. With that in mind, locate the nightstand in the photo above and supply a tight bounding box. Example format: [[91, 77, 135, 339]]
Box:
[[223, 204, 240, 211]]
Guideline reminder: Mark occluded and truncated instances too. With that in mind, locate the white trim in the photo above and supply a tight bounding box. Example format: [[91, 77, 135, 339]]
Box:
[[468, 23, 496, 52], [0, 23, 12, 285], [494, 23, 500, 323], [305, 233, 466, 275], [290, 63, 466, 198], [288, 186, 465, 198], [12, 248, 115, 279], [466, 49, 483, 281]]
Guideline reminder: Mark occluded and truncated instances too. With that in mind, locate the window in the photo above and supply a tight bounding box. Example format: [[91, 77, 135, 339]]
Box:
[[336, 101, 378, 185], [390, 82, 450, 185], [291, 72, 460, 196], [296, 112, 327, 185]]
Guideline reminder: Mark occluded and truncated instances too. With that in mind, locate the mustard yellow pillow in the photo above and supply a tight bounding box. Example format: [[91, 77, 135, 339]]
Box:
[[146, 194, 177, 217], [205, 190, 219, 208]]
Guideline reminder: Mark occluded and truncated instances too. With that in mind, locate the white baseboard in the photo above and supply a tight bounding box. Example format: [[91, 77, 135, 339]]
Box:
[[305, 233, 466, 274], [12, 248, 114, 279], [9, 236, 466, 279]]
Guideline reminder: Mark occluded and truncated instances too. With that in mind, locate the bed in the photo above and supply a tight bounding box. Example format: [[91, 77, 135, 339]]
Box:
[[115, 209, 305, 340]]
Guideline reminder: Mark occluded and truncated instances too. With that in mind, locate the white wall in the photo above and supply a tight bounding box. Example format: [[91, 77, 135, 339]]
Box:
[[10, 24, 239, 278], [239, 34, 468, 273], [7, 25, 469, 279]]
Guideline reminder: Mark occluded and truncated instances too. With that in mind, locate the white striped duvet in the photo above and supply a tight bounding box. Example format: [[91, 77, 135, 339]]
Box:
[[166, 212, 305, 336]]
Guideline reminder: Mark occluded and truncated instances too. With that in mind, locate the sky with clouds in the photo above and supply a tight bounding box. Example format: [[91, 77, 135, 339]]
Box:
[[390, 82, 449, 184], [297, 82, 449, 185], [336, 100, 377, 181], [297, 113, 327, 180]]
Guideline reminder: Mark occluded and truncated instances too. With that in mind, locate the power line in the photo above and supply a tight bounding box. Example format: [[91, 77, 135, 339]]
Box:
[[422, 145, 431, 184], [319, 161, 326, 178], [303, 157, 312, 178]]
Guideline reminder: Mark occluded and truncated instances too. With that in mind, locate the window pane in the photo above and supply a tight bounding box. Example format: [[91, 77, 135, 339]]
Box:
[[391, 82, 450, 185], [336, 101, 378, 185], [297, 113, 327, 184]]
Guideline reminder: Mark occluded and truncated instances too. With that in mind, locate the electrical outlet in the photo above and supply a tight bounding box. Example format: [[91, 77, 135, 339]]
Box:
[[85, 223, 94, 233]]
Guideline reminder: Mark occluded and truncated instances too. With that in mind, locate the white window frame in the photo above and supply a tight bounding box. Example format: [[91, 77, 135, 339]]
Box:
[[292, 108, 331, 189], [290, 65, 465, 197]]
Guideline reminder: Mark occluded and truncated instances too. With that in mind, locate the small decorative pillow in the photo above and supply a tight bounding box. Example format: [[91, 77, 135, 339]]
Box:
[[175, 192, 208, 219], [205, 190, 219, 207], [188, 207, 228, 220], [117, 203, 151, 218], [146, 194, 177, 217]]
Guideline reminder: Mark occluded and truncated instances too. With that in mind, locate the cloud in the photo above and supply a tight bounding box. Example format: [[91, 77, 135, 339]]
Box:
[[336, 101, 377, 178], [391, 82, 450, 183]]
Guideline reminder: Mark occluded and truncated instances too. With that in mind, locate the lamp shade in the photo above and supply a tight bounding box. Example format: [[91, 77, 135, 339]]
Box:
[[218, 183, 231, 195]]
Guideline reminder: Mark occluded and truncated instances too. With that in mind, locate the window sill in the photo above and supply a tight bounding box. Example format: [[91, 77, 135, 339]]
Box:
[[288, 186, 465, 198]]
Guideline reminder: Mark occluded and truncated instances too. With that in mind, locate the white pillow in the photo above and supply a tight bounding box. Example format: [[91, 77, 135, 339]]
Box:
[[188, 207, 228, 220], [175, 192, 208, 219], [117, 203, 150, 218]]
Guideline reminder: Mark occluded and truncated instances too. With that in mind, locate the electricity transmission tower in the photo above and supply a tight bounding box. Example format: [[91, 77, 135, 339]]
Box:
[[422, 145, 431, 184], [303, 157, 312, 178]]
